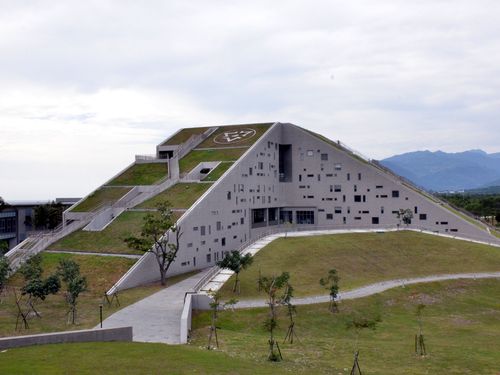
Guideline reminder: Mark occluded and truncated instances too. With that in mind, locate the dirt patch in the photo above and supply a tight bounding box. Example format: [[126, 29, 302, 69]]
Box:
[[407, 292, 441, 305], [450, 315, 474, 326]]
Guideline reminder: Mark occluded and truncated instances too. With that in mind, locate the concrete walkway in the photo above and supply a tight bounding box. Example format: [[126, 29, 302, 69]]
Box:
[[45, 250, 142, 259], [99, 268, 211, 344], [233, 272, 500, 309]]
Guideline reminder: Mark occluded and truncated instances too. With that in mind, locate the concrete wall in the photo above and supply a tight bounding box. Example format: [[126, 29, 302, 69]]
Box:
[[0, 326, 133, 350]]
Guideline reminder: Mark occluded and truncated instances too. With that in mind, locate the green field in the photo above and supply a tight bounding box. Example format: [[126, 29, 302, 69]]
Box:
[[196, 123, 272, 149], [136, 183, 213, 209], [192, 279, 500, 374], [219, 231, 500, 299], [107, 163, 168, 186], [49, 211, 148, 254], [203, 162, 234, 181], [71, 187, 131, 212], [179, 148, 246, 175], [3, 279, 500, 374], [161, 126, 209, 146], [0, 253, 196, 338]]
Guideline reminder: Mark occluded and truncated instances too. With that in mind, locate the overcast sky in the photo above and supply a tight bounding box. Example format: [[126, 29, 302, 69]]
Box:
[[1, 1, 499, 200]]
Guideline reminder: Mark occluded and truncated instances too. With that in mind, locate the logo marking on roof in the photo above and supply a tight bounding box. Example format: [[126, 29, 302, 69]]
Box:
[[213, 128, 256, 144]]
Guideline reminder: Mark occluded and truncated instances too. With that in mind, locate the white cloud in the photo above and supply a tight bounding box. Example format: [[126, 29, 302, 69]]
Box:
[[0, 0, 499, 199]]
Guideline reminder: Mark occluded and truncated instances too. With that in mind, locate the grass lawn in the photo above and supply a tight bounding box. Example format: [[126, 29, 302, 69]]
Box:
[[4, 279, 500, 374], [191, 279, 500, 374], [136, 183, 213, 209], [203, 162, 234, 181], [179, 148, 246, 175], [106, 163, 168, 186], [71, 187, 131, 212], [0, 342, 280, 375], [161, 126, 210, 146], [0, 252, 197, 338], [196, 123, 272, 149], [219, 231, 500, 299], [48, 211, 148, 255]]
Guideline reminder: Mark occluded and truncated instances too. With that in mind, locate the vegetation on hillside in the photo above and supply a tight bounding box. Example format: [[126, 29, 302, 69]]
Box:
[[219, 231, 500, 299], [438, 193, 500, 226], [107, 163, 168, 186], [71, 187, 131, 212]]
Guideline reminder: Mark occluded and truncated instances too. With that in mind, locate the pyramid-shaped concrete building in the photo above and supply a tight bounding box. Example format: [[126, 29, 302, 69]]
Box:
[[10, 123, 497, 292]]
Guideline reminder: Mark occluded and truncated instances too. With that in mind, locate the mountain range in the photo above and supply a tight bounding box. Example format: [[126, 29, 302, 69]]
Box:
[[380, 150, 500, 192]]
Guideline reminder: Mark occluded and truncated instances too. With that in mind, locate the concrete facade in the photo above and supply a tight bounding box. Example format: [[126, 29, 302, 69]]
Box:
[[110, 123, 500, 292]]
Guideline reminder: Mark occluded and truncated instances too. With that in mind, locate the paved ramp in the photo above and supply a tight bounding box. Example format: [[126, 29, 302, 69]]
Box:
[[100, 269, 211, 344]]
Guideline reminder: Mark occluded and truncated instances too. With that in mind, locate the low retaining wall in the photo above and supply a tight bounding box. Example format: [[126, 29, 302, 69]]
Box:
[[0, 326, 133, 350], [180, 293, 212, 344]]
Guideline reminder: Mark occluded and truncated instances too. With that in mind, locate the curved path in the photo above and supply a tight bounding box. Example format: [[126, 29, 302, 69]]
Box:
[[233, 272, 500, 309]]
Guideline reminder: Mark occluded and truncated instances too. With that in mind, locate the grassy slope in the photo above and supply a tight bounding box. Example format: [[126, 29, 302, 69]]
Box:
[[192, 279, 500, 374], [48, 211, 147, 254], [136, 183, 213, 209], [0, 253, 197, 338], [0, 342, 279, 375], [3, 279, 500, 374], [71, 187, 131, 212], [161, 127, 209, 146], [196, 123, 272, 148], [179, 148, 246, 174], [107, 163, 168, 186], [204, 162, 234, 182], [220, 231, 500, 299]]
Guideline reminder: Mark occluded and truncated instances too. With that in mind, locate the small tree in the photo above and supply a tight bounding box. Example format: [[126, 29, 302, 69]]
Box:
[[217, 250, 253, 294], [0, 255, 11, 302], [21, 275, 60, 317], [19, 254, 43, 281], [207, 290, 221, 350], [396, 208, 414, 227], [319, 269, 340, 312], [415, 304, 427, 356], [346, 311, 381, 375], [17, 254, 60, 318], [125, 201, 181, 286], [57, 259, 87, 324], [259, 272, 292, 361], [282, 284, 299, 344]]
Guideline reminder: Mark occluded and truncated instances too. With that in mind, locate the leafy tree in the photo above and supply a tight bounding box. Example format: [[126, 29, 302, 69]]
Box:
[[0, 240, 9, 255], [217, 250, 253, 294], [319, 269, 340, 312], [57, 259, 87, 324], [259, 272, 292, 361], [34, 202, 64, 230], [396, 208, 414, 227], [125, 201, 181, 286], [19, 254, 43, 281], [19, 255, 60, 317], [207, 290, 221, 350], [0, 255, 11, 301]]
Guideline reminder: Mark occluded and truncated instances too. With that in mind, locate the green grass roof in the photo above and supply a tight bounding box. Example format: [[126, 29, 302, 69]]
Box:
[[71, 187, 132, 212], [136, 182, 213, 210], [106, 163, 168, 186]]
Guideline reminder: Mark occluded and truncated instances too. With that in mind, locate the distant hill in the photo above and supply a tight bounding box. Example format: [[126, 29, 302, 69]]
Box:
[[380, 150, 500, 192]]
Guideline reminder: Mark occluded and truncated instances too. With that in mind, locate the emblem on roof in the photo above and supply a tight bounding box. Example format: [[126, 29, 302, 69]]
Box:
[[213, 128, 256, 144]]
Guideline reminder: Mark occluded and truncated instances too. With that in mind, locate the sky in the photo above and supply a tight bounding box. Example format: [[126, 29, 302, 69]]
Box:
[[1, 1, 499, 200]]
